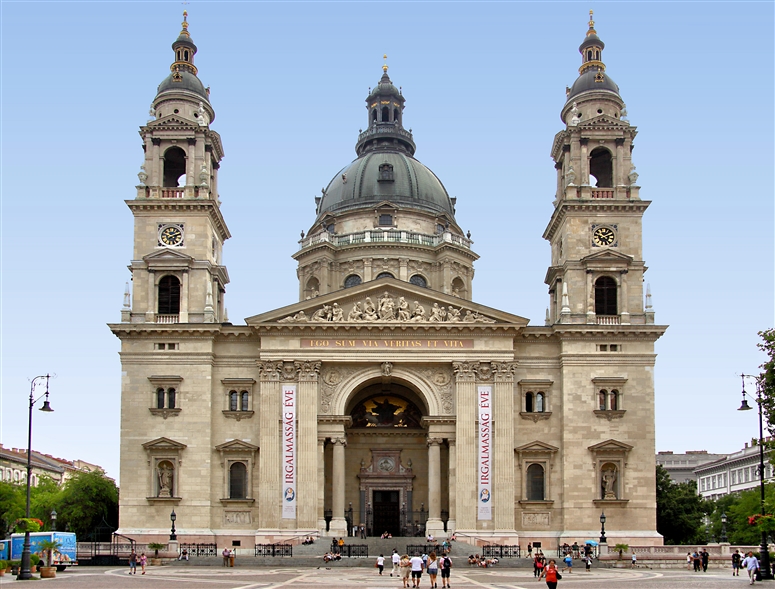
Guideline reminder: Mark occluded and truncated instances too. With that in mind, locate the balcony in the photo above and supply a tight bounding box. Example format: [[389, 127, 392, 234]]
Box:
[[298, 229, 473, 252], [596, 315, 620, 325], [590, 189, 614, 199], [156, 314, 180, 324]]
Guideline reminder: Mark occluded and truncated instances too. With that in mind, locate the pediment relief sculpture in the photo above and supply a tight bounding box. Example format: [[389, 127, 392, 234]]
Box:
[[278, 291, 495, 324]]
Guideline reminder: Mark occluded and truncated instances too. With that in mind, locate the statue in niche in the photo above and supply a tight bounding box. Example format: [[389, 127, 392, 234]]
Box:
[[397, 297, 410, 321], [157, 462, 174, 498], [347, 302, 363, 322], [381, 362, 393, 377], [601, 465, 618, 500]]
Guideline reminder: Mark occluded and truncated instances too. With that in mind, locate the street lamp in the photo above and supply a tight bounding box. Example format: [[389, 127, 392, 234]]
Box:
[[599, 511, 607, 544], [738, 373, 772, 579], [721, 513, 728, 543], [50, 509, 57, 532], [18, 374, 54, 581], [170, 509, 177, 541]]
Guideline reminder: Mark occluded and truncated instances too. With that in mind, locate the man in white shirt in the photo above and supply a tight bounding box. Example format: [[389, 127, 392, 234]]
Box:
[[391, 549, 400, 577], [743, 551, 760, 585], [410, 552, 425, 588]]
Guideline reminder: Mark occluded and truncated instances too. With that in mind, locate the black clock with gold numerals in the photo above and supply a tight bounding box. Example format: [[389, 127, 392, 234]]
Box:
[[592, 226, 616, 247], [160, 225, 183, 247]]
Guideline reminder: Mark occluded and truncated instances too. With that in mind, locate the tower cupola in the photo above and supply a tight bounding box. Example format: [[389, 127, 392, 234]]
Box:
[[578, 10, 605, 75], [355, 57, 415, 157], [565, 11, 621, 105], [171, 11, 198, 75]]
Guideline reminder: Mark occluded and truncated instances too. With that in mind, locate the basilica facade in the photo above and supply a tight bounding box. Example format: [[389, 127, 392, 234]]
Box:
[[111, 12, 667, 547]]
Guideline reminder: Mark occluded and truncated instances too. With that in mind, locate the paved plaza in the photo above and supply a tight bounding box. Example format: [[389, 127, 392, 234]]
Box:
[[0, 566, 753, 588]]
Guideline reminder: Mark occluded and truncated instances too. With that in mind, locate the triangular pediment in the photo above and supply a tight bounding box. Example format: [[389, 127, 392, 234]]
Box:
[[215, 439, 259, 453], [142, 437, 187, 451], [581, 249, 633, 264], [143, 248, 194, 266], [578, 114, 630, 129], [515, 440, 559, 454], [587, 438, 633, 453], [246, 277, 529, 327], [148, 115, 198, 129]]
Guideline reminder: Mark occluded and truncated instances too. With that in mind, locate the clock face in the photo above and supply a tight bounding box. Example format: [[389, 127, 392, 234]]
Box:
[[159, 225, 183, 247], [593, 226, 616, 246]]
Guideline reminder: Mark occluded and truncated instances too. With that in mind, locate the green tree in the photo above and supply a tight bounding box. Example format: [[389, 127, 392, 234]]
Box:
[[56, 470, 118, 539], [0, 481, 25, 536], [656, 465, 710, 544], [758, 329, 775, 436]]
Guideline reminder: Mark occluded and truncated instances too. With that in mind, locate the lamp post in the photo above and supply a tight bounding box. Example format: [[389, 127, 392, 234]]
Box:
[[50, 509, 57, 532], [599, 511, 607, 544], [18, 374, 54, 581], [738, 373, 773, 579], [170, 509, 177, 541], [721, 513, 728, 543]]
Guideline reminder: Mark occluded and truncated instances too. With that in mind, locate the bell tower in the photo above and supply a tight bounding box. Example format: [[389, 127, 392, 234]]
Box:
[[123, 12, 230, 325], [543, 12, 653, 326]]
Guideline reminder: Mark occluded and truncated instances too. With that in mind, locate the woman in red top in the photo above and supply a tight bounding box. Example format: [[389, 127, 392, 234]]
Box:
[[540, 559, 560, 589]]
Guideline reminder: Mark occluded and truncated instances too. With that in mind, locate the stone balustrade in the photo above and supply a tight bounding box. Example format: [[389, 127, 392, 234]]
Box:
[[298, 229, 473, 251]]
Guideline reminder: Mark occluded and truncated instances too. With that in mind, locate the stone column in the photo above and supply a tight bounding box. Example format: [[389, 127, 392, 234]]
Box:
[[619, 270, 630, 324], [151, 138, 161, 187], [146, 270, 155, 321], [453, 362, 477, 531], [257, 361, 282, 532], [399, 258, 408, 281], [447, 439, 457, 533], [586, 269, 595, 323], [363, 258, 373, 282], [179, 270, 189, 322], [317, 437, 326, 532], [426, 437, 444, 536], [442, 260, 451, 294], [493, 363, 517, 538], [330, 437, 348, 535], [296, 361, 321, 530], [615, 137, 625, 188]]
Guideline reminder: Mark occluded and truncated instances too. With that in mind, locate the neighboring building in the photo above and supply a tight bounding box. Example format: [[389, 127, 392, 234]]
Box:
[[695, 441, 774, 500], [0, 444, 104, 487], [656, 451, 725, 484], [111, 12, 667, 546]]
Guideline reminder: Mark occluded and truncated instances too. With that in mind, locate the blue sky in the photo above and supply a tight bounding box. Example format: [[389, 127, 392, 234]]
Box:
[[1, 2, 773, 483]]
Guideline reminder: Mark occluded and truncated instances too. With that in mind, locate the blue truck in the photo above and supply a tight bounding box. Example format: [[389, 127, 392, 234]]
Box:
[[9, 532, 77, 571]]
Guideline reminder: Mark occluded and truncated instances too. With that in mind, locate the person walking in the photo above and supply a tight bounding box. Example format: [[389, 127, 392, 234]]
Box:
[[440, 554, 452, 588], [733, 549, 742, 576], [376, 554, 385, 575], [427, 551, 439, 588], [562, 552, 573, 573], [534, 553, 544, 577], [692, 551, 701, 572], [540, 559, 561, 589], [743, 551, 760, 585], [701, 549, 709, 572], [392, 549, 400, 577], [139, 552, 147, 575], [686, 552, 692, 570], [410, 552, 425, 588], [400, 554, 412, 589], [631, 551, 636, 569], [128, 549, 138, 575], [222, 547, 230, 567], [584, 555, 592, 572]]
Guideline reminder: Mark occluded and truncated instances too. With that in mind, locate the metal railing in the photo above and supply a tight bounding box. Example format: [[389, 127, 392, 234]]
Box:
[[483, 545, 521, 558], [406, 543, 449, 556], [254, 544, 292, 557], [328, 542, 367, 558], [179, 543, 217, 557]]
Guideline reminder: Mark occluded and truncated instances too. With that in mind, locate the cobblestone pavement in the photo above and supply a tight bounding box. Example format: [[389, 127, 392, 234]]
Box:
[[0, 566, 754, 588]]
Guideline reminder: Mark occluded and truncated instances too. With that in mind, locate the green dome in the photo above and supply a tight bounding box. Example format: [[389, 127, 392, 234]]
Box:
[[318, 151, 455, 218]]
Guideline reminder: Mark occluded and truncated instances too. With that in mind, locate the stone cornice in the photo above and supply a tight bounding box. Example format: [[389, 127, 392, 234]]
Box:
[[109, 323, 226, 338], [292, 239, 480, 264], [552, 325, 667, 340], [542, 200, 651, 242], [254, 324, 521, 336], [126, 199, 231, 241]]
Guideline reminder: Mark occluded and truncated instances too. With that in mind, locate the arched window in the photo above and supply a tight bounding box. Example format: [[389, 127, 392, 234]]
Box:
[[157, 388, 166, 409], [610, 390, 619, 411], [525, 392, 534, 413], [177, 50, 181, 60], [344, 274, 362, 288], [163, 146, 187, 187], [376, 272, 394, 280], [393, 108, 399, 123], [241, 391, 249, 411], [587, 50, 593, 61], [589, 147, 613, 187], [229, 462, 247, 499], [229, 391, 238, 411], [305, 277, 320, 299], [598, 389, 608, 411], [535, 392, 545, 412], [381, 106, 389, 122], [167, 388, 176, 409], [158, 275, 181, 315], [527, 464, 545, 501], [594, 276, 617, 316], [595, 50, 600, 60], [184, 50, 189, 61], [409, 275, 427, 288], [451, 276, 466, 298]]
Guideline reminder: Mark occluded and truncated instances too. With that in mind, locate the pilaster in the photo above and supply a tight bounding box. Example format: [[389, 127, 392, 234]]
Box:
[[257, 361, 282, 531], [493, 362, 517, 535], [453, 361, 477, 530], [296, 361, 321, 529]]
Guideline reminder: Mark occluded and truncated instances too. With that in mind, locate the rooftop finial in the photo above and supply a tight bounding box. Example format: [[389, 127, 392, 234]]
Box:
[[587, 9, 596, 36], [383, 54, 388, 73], [180, 10, 190, 36]]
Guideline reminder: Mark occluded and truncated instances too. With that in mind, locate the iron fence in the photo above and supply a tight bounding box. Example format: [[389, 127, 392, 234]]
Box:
[[254, 544, 292, 557], [179, 543, 218, 557], [329, 544, 368, 558], [483, 545, 520, 558]]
